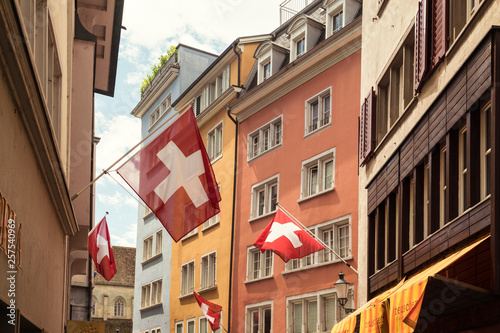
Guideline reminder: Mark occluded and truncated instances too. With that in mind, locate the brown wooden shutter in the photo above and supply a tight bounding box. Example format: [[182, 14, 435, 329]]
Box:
[[414, 0, 428, 93], [359, 87, 376, 166], [430, 0, 447, 68]]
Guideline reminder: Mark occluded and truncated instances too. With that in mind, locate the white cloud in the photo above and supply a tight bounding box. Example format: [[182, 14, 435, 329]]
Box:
[[97, 191, 137, 208], [110, 223, 137, 247]]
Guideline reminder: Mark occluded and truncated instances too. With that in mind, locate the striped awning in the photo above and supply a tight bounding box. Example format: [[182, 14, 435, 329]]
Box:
[[331, 236, 490, 333]]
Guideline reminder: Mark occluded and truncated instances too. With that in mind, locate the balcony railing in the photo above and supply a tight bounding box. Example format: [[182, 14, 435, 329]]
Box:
[[279, 0, 313, 24]]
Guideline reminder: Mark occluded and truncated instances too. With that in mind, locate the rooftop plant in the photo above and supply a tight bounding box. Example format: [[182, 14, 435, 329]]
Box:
[[140, 45, 178, 97]]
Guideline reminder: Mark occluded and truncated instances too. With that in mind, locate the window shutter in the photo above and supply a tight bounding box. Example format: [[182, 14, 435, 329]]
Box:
[[430, 0, 447, 68], [414, 0, 429, 93], [359, 87, 376, 167]]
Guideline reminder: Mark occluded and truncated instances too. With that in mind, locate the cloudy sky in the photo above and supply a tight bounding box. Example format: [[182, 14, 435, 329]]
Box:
[[94, 0, 286, 247]]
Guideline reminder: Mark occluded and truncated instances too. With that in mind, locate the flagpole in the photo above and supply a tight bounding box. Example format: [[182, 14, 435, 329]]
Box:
[[277, 204, 358, 275], [71, 109, 181, 201], [88, 211, 109, 235], [219, 323, 229, 333]]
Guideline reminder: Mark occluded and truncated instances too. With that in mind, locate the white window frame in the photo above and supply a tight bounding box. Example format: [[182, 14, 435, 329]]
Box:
[[248, 115, 283, 161], [458, 124, 468, 214], [207, 121, 223, 162], [143, 235, 153, 262], [175, 321, 184, 333], [305, 88, 332, 135], [181, 260, 195, 296], [199, 316, 208, 333], [181, 228, 198, 241], [480, 103, 491, 199], [155, 229, 163, 255], [193, 95, 202, 116], [200, 251, 217, 290], [246, 246, 273, 282], [114, 297, 125, 317], [246, 301, 273, 333], [141, 278, 162, 309], [285, 215, 351, 271], [151, 328, 161, 333], [259, 55, 272, 83], [250, 174, 279, 221], [324, 0, 344, 38], [187, 318, 195, 333], [286, 287, 354, 332], [300, 148, 335, 200]]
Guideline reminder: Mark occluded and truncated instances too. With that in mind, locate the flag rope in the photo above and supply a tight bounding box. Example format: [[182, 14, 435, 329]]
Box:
[[105, 170, 149, 210], [277, 204, 358, 275], [71, 108, 181, 201]]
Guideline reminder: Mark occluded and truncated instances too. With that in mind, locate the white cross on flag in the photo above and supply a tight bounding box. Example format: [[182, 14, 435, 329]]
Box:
[[254, 208, 325, 262], [88, 217, 117, 281], [117, 108, 221, 242], [194, 291, 222, 332]]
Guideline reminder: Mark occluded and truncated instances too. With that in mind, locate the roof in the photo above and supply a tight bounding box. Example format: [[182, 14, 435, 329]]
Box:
[[94, 246, 136, 287]]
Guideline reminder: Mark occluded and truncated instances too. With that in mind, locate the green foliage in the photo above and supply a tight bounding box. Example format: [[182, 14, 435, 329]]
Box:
[[140, 45, 178, 97]]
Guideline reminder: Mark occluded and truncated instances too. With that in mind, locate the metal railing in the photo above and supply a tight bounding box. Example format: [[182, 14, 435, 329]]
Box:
[[279, 0, 313, 24]]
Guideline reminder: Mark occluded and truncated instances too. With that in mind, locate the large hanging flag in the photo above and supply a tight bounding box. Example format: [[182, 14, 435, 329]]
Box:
[[88, 216, 117, 281], [117, 108, 221, 242], [254, 207, 325, 262], [194, 291, 222, 331]]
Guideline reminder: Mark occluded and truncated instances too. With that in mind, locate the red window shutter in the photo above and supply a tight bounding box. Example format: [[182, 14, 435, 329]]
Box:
[[430, 0, 447, 68], [359, 87, 376, 167], [414, 0, 429, 93]]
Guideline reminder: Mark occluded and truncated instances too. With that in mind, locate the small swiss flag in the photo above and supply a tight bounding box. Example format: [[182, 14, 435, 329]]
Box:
[[194, 292, 222, 331], [88, 217, 117, 281], [254, 208, 325, 262], [117, 108, 221, 242]]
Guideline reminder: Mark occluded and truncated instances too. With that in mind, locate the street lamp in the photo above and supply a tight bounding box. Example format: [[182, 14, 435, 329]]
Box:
[[334, 271, 355, 314]]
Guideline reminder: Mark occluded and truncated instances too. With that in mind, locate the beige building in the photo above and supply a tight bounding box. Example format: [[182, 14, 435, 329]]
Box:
[[0, 0, 123, 332], [353, 0, 500, 332], [92, 246, 135, 333]]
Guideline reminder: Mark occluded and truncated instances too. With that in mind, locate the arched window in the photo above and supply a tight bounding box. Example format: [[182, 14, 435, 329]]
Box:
[[91, 296, 97, 316], [114, 297, 125, 317]]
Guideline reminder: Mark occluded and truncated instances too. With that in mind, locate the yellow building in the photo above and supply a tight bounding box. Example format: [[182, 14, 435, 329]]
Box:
[[170, 36, 271, 333]]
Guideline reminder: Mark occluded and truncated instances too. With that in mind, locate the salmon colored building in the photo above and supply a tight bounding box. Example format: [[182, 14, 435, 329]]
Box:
[[169, 36, 271, 333], [229, 1, 362, 331]]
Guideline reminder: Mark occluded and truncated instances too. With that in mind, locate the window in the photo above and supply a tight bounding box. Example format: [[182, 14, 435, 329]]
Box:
[[480, 104, 491, 198], [263, 61, 271, 81], [181, 228, 198, 241], [305, 88, 331, 135], [207, 122, 223, 162], [187, 318, 195, 333], [156, 230, 162, 255], [114, 297, 125, 317], [458, 125, 468, 214], [176, 322, 184, 333], [300, 149, 335, 199], [150, 94, 171, 127], [152, 328, 161, 333], [449, 0, 483, 45], [439, 144, 447, 227], [91, 296, 97, 316], [181, 261, 195, 296], [204, 212, 220, 229], [248, 116, 283, 161], [201, 252, 217, 289], [250, 175, 279, 219], [296, 36, 305, 58], [287, 290, 353, 332], [193, 95, 202, 116], [377, 30, 414, 144], [141, 279, 162, 309], [247, 247, 273, 281], [143, 236, 153, 261], [247, 302, 272, 333], [332, 11, 343, 33], [287, 217, 350, 271], [219, 65, 230, 95], [200, 317, 208, 333]]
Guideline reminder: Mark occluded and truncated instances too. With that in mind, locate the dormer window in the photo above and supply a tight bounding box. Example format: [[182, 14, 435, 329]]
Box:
[[287, 15, 324, 62], [332, 11, 343, 33], [254, 42, 288, 85], [323, 0, 361, 38]]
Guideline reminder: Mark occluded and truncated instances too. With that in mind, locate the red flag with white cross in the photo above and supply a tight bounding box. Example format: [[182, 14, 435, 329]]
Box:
[[117, 108, 221, 242], [88, 216, 117, 281], [194, 292, 222, 331], [254, 208, 325, 262]]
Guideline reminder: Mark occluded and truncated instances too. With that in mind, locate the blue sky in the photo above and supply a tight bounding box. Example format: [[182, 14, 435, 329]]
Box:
[[94, 0, 285, 247]]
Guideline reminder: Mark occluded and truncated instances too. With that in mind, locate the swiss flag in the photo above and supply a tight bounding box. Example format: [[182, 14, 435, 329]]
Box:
[[254, 208, 325, 262], [88, 217, 117, 281], [194, 292, 222, 331], [117, 108, 221, 242]]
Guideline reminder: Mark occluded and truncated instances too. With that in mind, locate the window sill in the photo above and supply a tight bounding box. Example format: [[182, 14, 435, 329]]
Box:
[[181, 232, 198, 242], [179, 292, 195, 300], [248, 210, 277, 223], [304, 122, 331, 139], [282, 256, 353, 275], [139, 302, 162, 312], [298, 187, 335, 203], [141, 253, 162, 266], [210, 153, 223, 165], [247, 143, 282, 163], [244, 275, 274, 284], [148, 106, 172, 131], [143, 210, 154, 220], [202, 222, 219, 232], [197, 285, 217, 294]]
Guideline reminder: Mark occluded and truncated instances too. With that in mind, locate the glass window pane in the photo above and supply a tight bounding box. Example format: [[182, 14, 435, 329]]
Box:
[[294, 303, 302, 333], [324, 160, 333, 189], [308, 300, 317, 332], [264, 308, 272, 333]]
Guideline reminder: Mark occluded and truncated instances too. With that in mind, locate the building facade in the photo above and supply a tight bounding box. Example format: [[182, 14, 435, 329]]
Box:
[[131, 44, 218, 333], [170, 36, 268, 333], [229, 1, 362, 332], [0, 0, 123, 332], [356, 0, 500, 331], [92, 246, 135, 333]]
